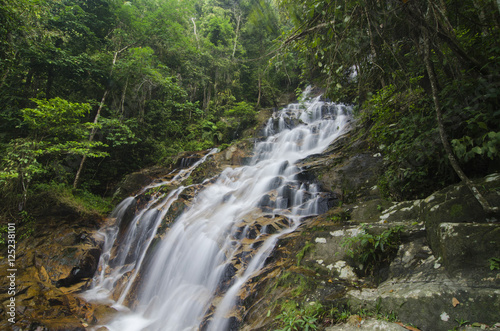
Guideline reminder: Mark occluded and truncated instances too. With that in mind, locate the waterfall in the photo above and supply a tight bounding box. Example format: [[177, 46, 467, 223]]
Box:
[[85, 88, 351, 331]]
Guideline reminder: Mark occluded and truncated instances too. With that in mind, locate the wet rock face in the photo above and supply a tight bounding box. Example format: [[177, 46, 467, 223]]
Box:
[[56, 248, 101, 288], [238, 117, 500, 331], [112, 167, 171, 202], [326, 317, 408, 330], [5, 113, 498, 331], [297, 131, 385, 203], [421, 173, 500, 271], [0, 213, 116, 331]]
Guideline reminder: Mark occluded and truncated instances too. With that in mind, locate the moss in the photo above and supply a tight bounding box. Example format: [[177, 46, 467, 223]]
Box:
[[296, 241, 314, 266], [271, 267, 319, 299], [449, 204, 464, 218]]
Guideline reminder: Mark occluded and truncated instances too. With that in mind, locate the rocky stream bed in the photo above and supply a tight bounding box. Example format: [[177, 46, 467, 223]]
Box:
[[1, 116, 499, 331]]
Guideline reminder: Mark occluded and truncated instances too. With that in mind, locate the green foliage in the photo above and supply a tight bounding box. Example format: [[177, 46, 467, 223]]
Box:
[[330, 215, 342, 222], [330, 211, 349, 222], [361, 82, 449, 200], [33, 182, 113, 215], [21, 97, 91, 134], [489, 257, 500, 271], [0, 224, 9, 246], [327, 305, 399, 325], [274, 271, 314, 297], [0, 97, 113, 209], [341, 224, 404, 275], [19, 98, 108, 159], [275, 300, 322, 331], [204, 15, 234, 48], [296, 241, 313, 266], [223, 101, 257, 140], [18, 210, 36, 240], [99, 117, 139, 147], [0, 0, 296, 214], [452, 131, 500, 162], [277, 0, 500, 200], [454, 318, 470, 329]]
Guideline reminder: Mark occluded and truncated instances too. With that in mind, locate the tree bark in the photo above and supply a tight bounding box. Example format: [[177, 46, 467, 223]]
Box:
[[405, 4, 485, 74], [191, 17, 199, 49], [256, 76, 261, 107], [72, 90, 108, 189], [120, 77, 129, 118], [232, 13, 242, 58], [73, 46, 129, 189], [422, 32, 498, 219]]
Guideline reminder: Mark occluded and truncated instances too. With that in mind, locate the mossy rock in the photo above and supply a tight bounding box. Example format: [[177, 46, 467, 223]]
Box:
[[422, 173, 500, 271]]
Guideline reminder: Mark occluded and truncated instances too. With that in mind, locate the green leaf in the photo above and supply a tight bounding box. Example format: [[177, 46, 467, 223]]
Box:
[[478, 122, 488, 130], [471, 146, 483, 155]]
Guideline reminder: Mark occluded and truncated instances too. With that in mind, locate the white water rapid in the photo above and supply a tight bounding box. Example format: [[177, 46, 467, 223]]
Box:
[[85, 88, 351, 331]]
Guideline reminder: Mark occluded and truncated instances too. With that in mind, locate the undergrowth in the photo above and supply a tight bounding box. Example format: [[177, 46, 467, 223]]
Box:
[[341, 224, 404, 275]]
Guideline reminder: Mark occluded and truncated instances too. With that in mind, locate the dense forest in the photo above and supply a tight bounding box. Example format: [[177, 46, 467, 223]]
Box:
[[1, 0, 499, 222], [0, 0, 298, 215]]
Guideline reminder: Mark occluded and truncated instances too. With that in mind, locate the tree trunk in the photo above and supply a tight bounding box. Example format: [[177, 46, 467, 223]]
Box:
[[72, 90, 108, 189], [232, 14, 242, 58], [422, 32, 498, 219], [256, 76, 262, 107], [191, 17, 200, 49], [73, 46, 129, 189], [120, 77, 129, 118]]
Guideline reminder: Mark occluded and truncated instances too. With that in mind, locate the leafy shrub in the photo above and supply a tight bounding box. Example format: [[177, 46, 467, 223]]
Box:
[[341, 224, 404, 275], [360, 68, 500, 200], [223, 101, 257, 140], [275, 300, 322, 331], [489, 257, 500, 271], [360, 81, 452, 200]]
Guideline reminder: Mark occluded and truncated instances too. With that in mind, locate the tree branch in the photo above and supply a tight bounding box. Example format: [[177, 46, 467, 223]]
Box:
[[422, 31, 498, 219]]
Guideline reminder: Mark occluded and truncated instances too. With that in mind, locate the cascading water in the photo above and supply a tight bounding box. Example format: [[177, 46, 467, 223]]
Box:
[[85, 88, 351, 331], [83, 149, 219, 306]]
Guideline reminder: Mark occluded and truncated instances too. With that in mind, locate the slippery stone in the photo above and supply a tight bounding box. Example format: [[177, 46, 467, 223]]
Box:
[[325, 317, 407, 331], [4, 102, 499, 331]]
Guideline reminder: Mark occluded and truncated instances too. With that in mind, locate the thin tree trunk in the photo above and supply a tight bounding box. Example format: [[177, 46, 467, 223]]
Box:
[[120, 77, 129, 118], [256, 76, 262, 107], [364, 7, 377, 60], [73, 90, 108, 189], [422, 33, 498, 218], [191, 17, 199, 49], [364, 6, 386, 88], [73, 46, 129, 189], [232, 14, 242, 58]]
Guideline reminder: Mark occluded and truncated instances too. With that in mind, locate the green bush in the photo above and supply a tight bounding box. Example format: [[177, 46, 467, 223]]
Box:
[[360, 82, 450, 200], [223, 101, 257, 140], [275, 300, 322, 331], [341, 224, 404, 275]]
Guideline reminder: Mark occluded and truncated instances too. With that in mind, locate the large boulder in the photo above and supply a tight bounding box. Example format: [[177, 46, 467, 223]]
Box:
[[0, 212, 117, 330], [297, 129, 385, 203], [331, 174, 500, 330], [421, 173, 500, 272]]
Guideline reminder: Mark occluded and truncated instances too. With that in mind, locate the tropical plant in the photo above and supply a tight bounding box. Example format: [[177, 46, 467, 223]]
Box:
[[341, 224, 404, 275], [275, 301, 322, 331]]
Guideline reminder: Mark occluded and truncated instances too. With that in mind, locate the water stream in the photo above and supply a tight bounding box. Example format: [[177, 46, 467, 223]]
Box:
[[85, 88, 351, 330]]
